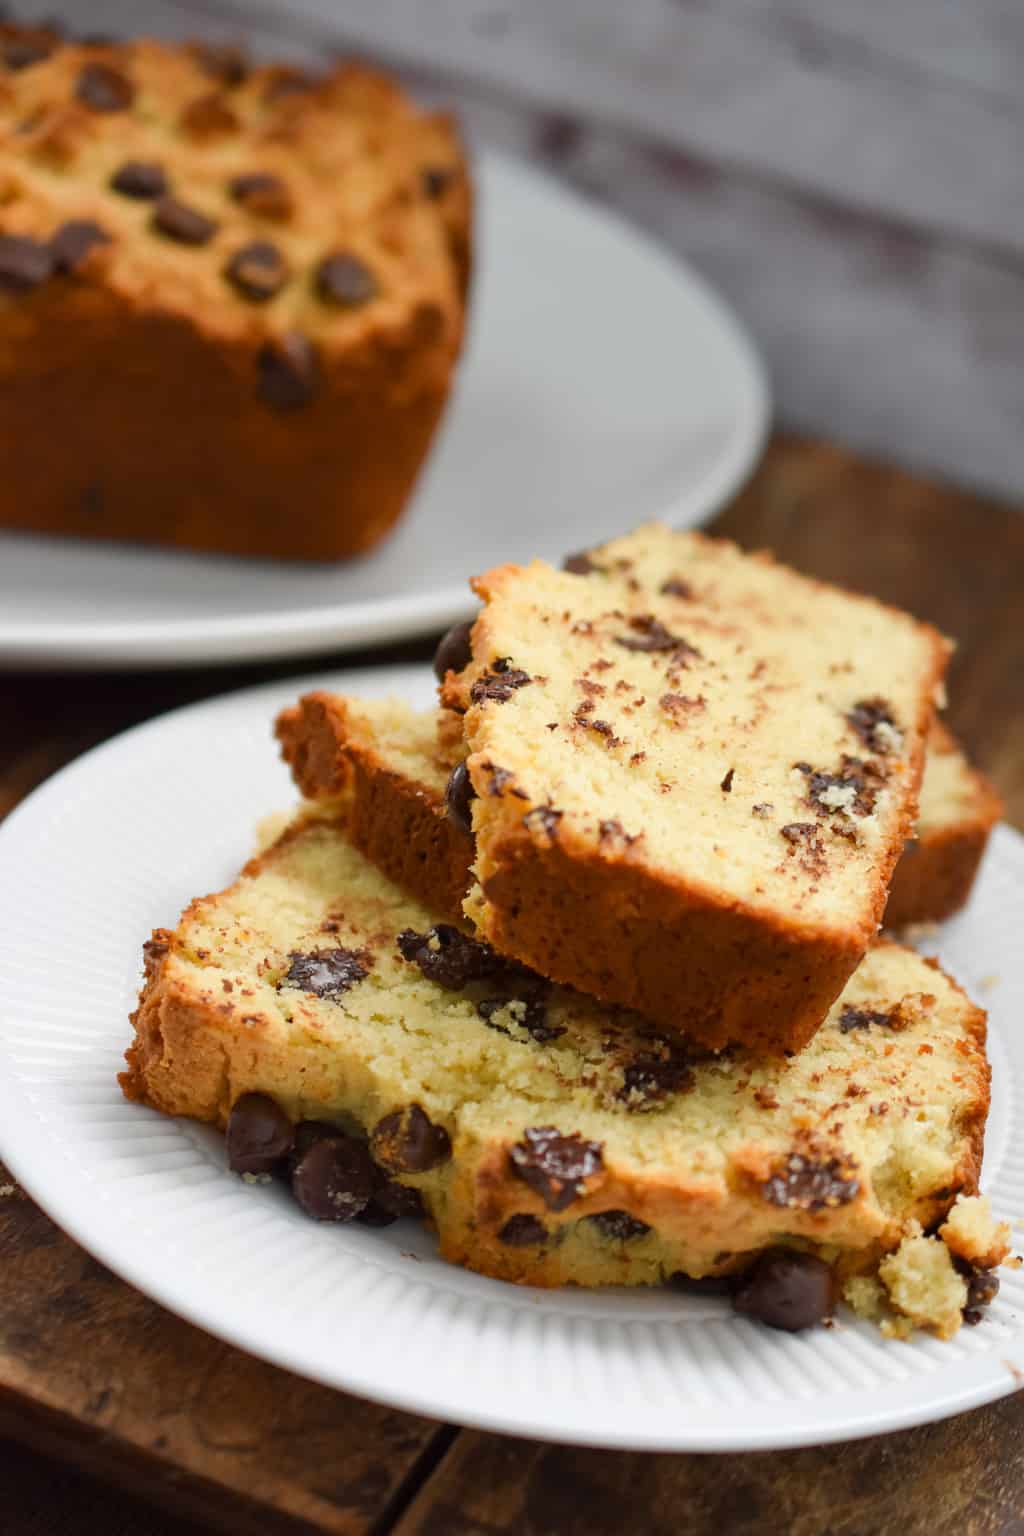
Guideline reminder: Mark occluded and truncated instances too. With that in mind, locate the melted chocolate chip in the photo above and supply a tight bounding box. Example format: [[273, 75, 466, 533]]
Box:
[[732, 1250, 836, 1332], [371, 1104, 451, 1174], [477, 995, 564, 1045], [358, 1173, 426, 1227], [291, 1135, 375, 1221], [0, 234, 53, 291], [421, 165, 453, 199], [280, 946, 370, 1001], [509, 1127, 603, 1212], [76, 62, 134, 112], [433, 619, 474, 681], [797, 756, 885, 818], [444, 761, 476, 837], [562, 550, 600, 575], [50, 220, 110, 274], [586, 1210, 651, 1242], [838, 1005, 894, 1034], [397, 924, 500, 990], [470, 660, 532, 704], [761, 1154, 860, 1211], [225, 240, 289, 301], [257, 333, 318, 410], [615, 615, 701, 659], [780, 822, 824, 856], [618, 1041, 694, 1107], [192, 42, 248, 86], [316, 251, 377, 307], [152, 196, 217, 246], [228, 172, 293, 220], [110, 160, 167, 199], [660, 577, 693, 599], [847, 697, 901, 754], [522, 805, 563, 840], [226, 1093, 294, 1175], [498, 1214, 548, 1247]]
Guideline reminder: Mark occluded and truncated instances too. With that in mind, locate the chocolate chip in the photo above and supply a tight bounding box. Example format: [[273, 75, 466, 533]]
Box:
[[257, 333, 318, 411], [617, 1040, 693, 1107], [3, 35, 56, 71], [75, 62, 133, 112], [761, 1154, 860, 1211], [289, 1119, 342, 1170], [228, 171, 293, 221], [615, 615, 700, 658], [562, 550, 601, 575], [110, 160, 167, 199], [780, 822, 823, 850], [50, 220, 110, 274], [291, 1135, 375, 1221], [192, 42, 248, 86], [847, 697, 901, 755], [152, 196, 217, 246], [837, 1005, 894, 1034], [797, 756, 885, 819], [422, 165, 453, 199], [480, 762, 526, 798], [444, 761, 476, 838], [586, 1210, 651, 1242], [433, 619, 474, 681], [498, 1214, 548, 1247], [509, 1127, 603, 1212], [470, 661, 532, 705], [371, 1105, 451, 1174], [226, 1093, 294, 1175], [522, 805, 563, 840], [660, 577, 693, 599], [0, 234, 53, 291], [477, 995, 564, 1045], [396, 924, 500, 990], [720, 768, 735, 793], [316, 251, 377, 308], [732, 1250, 836, 1332], [280, 946, 370, 1001], [225, 240, 289, 301], [358, 1173, 426, 1227], [963, 1266, 1000, 1324]]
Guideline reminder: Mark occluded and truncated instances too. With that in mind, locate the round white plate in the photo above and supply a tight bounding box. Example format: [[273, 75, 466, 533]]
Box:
[[0, 151, 767, 671], [1, 664, 1020, 1451]]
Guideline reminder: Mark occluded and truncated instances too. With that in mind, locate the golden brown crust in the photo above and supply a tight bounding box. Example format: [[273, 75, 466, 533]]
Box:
[[884, 724, 1003, 929], [0, 40, 470, 561]]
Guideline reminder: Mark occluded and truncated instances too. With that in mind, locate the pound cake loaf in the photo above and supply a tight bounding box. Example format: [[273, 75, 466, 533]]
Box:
[[121, 808, 999, 1328], [434, 525, 951, 1051], [885, 720, 1002, 930], [0, 33, 469, 559], [276, 696, 1001, 934]]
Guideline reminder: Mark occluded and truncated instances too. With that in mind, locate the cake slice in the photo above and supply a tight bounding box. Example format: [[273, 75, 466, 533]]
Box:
[[885, 720, 1002, 930], [276, 697, 1000, 933], [122, 806, 995, 1325], [435, 526, 949, 1052]]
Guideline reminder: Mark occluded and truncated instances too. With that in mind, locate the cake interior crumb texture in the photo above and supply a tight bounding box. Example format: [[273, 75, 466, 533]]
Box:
[[122, 809, 990, 1293]]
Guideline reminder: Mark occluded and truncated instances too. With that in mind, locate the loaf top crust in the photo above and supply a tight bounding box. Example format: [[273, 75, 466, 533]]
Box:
[[0, 32, 466, 354], [443, 526, 951, 941]]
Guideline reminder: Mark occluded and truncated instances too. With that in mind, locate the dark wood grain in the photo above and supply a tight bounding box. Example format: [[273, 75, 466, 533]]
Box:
[[0, 434, 1021, 1534]]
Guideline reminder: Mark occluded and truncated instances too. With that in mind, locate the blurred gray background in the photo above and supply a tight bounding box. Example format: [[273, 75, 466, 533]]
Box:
[[20, 0, 1024, 502]]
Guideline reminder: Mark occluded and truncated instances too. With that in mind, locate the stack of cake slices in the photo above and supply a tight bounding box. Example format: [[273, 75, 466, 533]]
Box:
[[123, 526, 1011, 1338]]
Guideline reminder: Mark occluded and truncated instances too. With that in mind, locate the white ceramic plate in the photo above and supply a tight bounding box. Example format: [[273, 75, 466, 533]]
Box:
[[1, 664, 1020, 1451], [0, 151, 768, 671]]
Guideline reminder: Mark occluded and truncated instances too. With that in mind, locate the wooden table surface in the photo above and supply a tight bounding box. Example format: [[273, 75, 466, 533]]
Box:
[[2, 435, 1023, 1535]]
